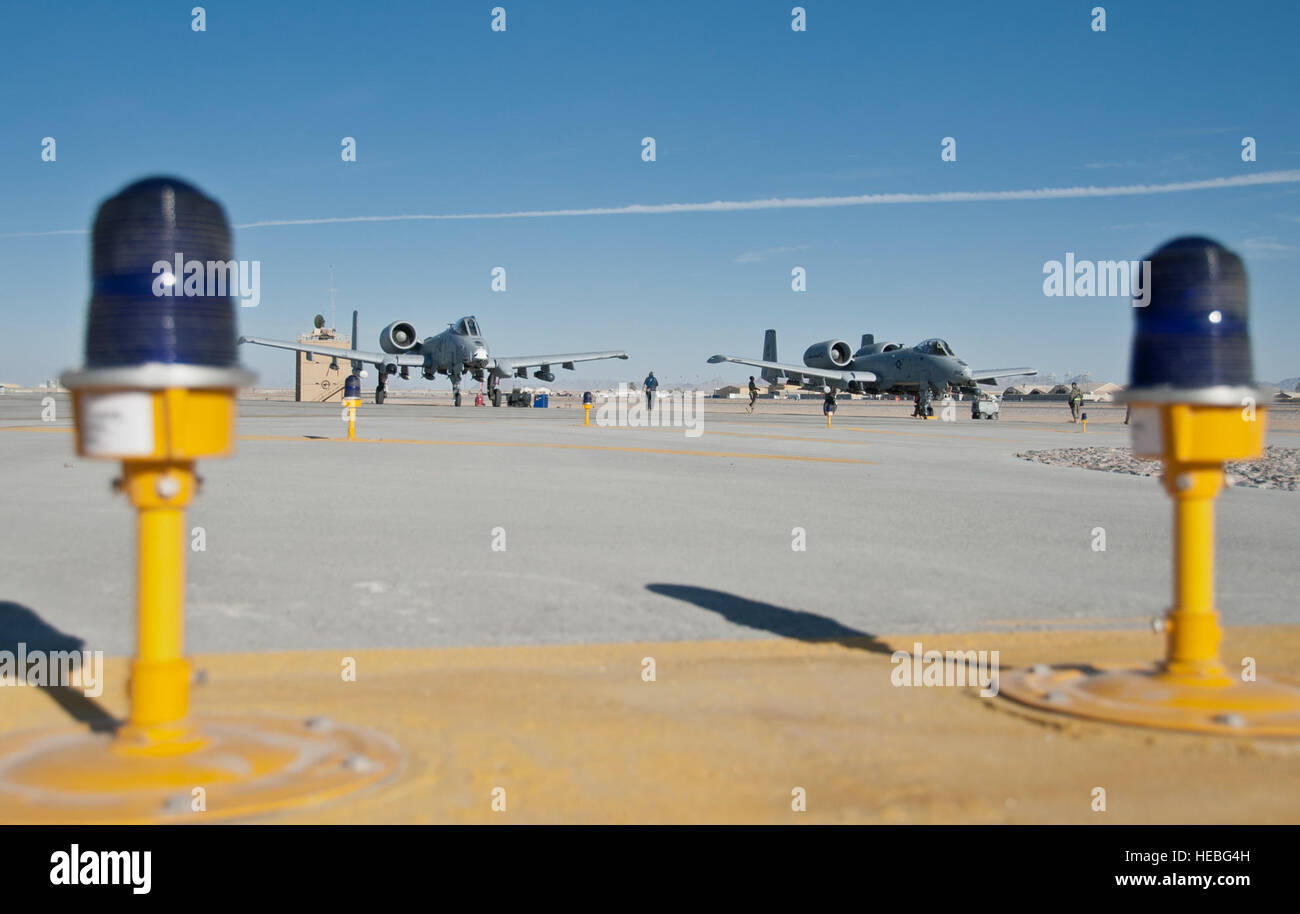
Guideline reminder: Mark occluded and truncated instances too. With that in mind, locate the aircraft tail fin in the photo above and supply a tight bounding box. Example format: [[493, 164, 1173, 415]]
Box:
[[350, 310, 361, 372], [761, 329, 778, 383], [861, 333, 874, 349]]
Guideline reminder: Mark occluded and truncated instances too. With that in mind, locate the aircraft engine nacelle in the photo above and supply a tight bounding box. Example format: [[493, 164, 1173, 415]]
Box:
[[802, 340, 853, 370], [379, 320, 419, 354], [856, 340, 904, 356]]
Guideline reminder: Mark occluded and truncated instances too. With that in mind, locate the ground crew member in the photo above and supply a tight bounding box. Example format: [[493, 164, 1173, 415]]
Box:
[[912, 391, 925, 418], [747, 376, 759, 413], [644, 372, 659, 410], [1069, 382, 1084, 422]]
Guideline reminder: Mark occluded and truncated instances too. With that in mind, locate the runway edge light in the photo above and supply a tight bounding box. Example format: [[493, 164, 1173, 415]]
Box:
[[344, 373, 362, 440], [998, 236, 1300, 736], [0, 177, 401, 823]]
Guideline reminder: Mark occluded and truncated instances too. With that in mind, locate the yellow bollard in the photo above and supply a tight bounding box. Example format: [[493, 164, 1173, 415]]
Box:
[[61, 386, 240, 754], [584, 402, 592, 426], [343, 374, 362, 440], [0, 177, 401, 822], [1155, 404, 1256, 684], [345, 398, 360, 440], [999, 237, 1300, 735], [120, 460, 200, 749]]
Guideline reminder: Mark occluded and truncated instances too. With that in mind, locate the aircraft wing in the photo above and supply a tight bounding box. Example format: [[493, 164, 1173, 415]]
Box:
[[491, 350, 629, 377], [238, 336, 426, 367], [707, 354, 876, 386], [968, 367, 1037, 385]]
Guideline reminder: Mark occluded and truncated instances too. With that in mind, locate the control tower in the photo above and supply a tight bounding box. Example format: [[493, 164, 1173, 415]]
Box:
[[295, 315, 353, 402]]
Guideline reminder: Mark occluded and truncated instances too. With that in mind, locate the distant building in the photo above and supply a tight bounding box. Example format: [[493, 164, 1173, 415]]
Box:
[[295, 326, 353, 402], [1079, 382, 1123, 401], [1002, 384, 1037, 397]]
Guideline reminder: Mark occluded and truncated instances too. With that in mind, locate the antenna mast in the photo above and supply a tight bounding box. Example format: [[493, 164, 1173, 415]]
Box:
[[328, 266, 337, 332]]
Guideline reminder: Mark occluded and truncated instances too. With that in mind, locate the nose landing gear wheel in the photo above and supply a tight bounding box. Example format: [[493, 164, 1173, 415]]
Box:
[[375, 387, 386, 405], [491, 388, 502, 407], [454, 390, 462, 407]]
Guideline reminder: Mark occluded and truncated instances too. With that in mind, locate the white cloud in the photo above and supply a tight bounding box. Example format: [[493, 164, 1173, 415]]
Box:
[[231, 170, 1300, 228], [1236, 238, 1300, 258], [733, 244, 810, 263], [5, 170, 1300, 239], [1154, 126, 1243, 137]]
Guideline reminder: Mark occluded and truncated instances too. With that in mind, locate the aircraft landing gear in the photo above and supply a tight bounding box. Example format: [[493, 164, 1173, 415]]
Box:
[[488, 375, 501, 407], [375, 381, 387, 405]]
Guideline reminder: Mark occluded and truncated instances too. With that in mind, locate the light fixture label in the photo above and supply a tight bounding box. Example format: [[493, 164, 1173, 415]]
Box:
[[81, 392, 155, 457], [1129, 406, 1163, 457]]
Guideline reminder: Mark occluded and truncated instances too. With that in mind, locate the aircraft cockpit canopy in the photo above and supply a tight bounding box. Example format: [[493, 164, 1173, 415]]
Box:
[[457, 317, 482, 337], [915, 338, 955, 356]]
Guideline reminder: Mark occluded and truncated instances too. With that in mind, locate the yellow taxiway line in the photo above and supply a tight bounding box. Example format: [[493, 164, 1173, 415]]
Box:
[[237, 434, 875, 465]]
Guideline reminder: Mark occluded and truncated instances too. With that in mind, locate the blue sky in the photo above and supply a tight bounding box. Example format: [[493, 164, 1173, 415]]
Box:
[[1, 0, 1297, 387]]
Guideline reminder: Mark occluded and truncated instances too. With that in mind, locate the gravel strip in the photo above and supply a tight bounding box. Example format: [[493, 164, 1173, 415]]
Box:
[[1016, 446, 1300, 491]]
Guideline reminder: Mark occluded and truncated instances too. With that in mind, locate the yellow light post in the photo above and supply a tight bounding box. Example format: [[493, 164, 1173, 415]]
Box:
[[344, 373, 362, 441], [0, 177, 400, 822], [1000, 237, 1300, 735], [583, 390, 593, 426]]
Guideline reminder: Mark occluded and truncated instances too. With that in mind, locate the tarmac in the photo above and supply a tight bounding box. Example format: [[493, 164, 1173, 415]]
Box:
[[1, 391, 1298, 822]]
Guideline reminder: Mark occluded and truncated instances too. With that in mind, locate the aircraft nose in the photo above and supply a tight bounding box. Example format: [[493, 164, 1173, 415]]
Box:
[[472, 347, 488, 363]]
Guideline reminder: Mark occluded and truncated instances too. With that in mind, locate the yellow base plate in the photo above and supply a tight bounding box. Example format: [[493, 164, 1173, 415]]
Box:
[[999, 664, 1300, 736], [0, 715, 402, 823]]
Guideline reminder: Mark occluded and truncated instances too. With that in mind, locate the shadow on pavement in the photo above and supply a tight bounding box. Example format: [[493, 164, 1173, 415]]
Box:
[[646, 583, 895, 656], [0, 600, 119, 733]]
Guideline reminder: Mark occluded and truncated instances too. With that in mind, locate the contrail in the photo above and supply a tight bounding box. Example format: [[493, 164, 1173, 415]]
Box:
[[0, 228, 92, 239], [231, 170, 1300, 228], [3, 170, 1297, 239]]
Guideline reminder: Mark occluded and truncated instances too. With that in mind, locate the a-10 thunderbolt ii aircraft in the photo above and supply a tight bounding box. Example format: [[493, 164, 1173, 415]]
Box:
[[708, 330, 1035, 399], [240, 311, 629, 405]]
